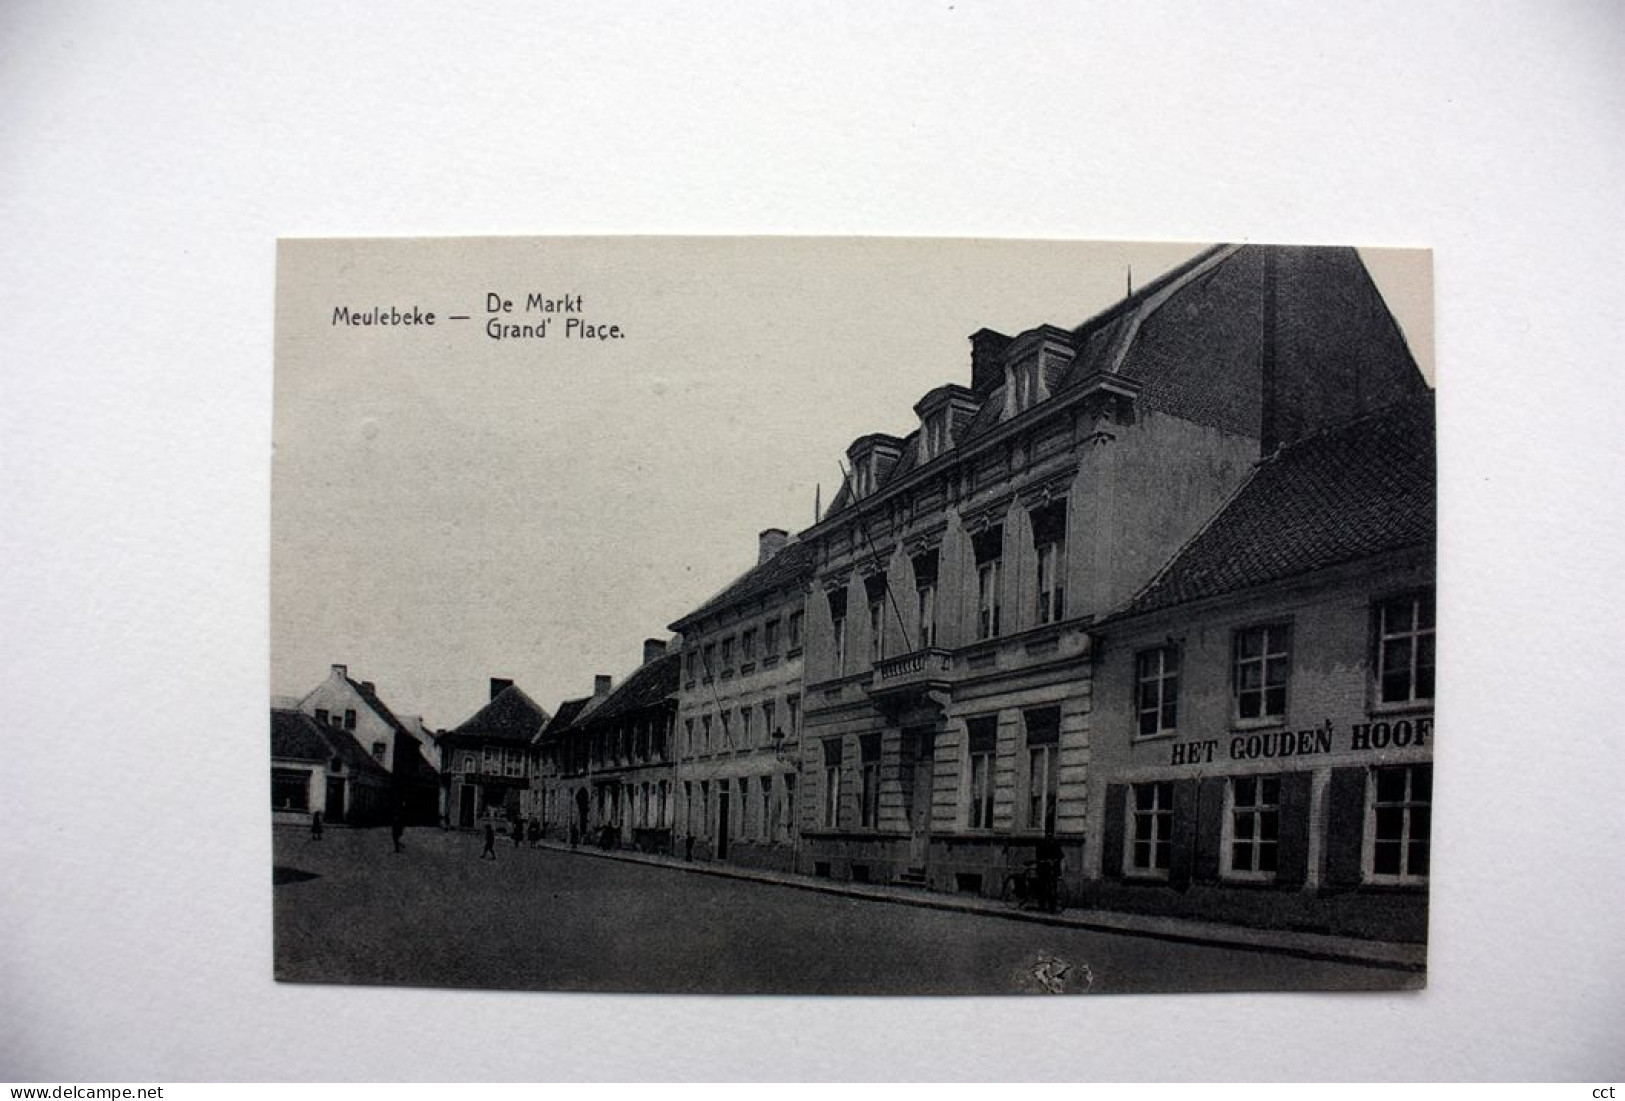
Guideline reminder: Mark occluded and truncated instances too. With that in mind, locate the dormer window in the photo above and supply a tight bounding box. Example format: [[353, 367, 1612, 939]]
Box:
[[1013, 359, 1044, 411], [921, 410, 949, 461]]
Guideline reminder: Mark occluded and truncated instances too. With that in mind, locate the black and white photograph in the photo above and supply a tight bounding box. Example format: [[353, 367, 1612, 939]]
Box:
[[272, 236, 1435, 996]]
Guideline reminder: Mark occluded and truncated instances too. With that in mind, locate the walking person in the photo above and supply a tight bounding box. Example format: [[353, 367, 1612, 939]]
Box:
[[391, 816, 405, 854], [481, 821, 497, 860], [527, 817, 541, 848], [309, 809, 323, 842], [511, 816, 524, 849]]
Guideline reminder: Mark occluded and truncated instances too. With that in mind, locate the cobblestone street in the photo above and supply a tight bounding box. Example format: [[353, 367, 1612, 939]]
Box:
[[274, 826, 1416, 995]]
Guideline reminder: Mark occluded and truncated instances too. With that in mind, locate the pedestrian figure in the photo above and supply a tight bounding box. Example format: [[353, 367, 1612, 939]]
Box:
[[309, 809, 323, 842], [568, 822, 579, 850], [511, 817, 524, 848], [527, 818, 541, 848], [481, 822, 497, 860], [391, 817, 405, 854]]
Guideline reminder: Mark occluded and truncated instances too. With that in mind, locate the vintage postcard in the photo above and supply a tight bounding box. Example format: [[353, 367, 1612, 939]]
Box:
[[272, 236, 1435, 995]]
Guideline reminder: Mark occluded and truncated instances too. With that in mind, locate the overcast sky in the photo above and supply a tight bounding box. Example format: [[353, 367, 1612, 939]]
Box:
[[273, 238, 1432, 728]]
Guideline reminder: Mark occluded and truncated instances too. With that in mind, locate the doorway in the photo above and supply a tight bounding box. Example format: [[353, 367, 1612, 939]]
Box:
[[457, 784, 475, 828], [903, 726, 936, 871], [717, 785, 731, 860], [325, 776, 347, 824], [575, 788, 590, 837]]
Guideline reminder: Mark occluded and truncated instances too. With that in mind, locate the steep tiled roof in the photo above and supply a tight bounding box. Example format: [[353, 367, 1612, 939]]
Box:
[[1120, 393, 1435, 616], [345, 675, 413, 740], [451, 684, 550, 745], [585, 652, 681, 725], [534, 695, 591, 746], [668, 540, 815, 631], [270, 708, 391, 781], [820, 245, 1426, 521], [271, 708, 331, 762]]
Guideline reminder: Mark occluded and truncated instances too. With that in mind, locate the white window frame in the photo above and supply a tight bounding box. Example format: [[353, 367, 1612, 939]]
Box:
[[1365, 764, 1431, 885], [917, 580, 937, 648], [869, 598, 885, 663], [1376, 591, 1436, 706], [1234, 623, 1291, 723], [977, 559, 1001, 640], [1035, 539, 1064, 625], [1135, 645, 1180, 737], [1127, 781, 1174, 878], [1223, 774, 1281, 881]]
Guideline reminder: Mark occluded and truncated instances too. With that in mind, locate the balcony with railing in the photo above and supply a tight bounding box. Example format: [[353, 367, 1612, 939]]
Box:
[[867, 647, 956, 713]]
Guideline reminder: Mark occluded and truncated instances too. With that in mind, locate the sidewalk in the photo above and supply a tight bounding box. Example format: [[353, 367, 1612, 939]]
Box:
[[536, 838, 1426, 973]]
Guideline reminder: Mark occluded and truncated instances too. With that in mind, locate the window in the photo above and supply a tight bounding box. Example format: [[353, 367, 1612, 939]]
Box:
[[1030, 501, 1067, 625], [974, 526, 1003, 640], [505, 748, 524, 777], [760, 777, 773, 841], [314, 708, 329, 726], [741, 628, 756, 665], [827, 587, 848, 675], [343, 708, 357, 730], [913, 549, 939, 648], [787, 610, 804, 651], [966, 717, 997, 829], [864, 573, 889, 664], [1234, 624, 1291, 722], [372, 741, 387, 762], [859, 734, 881, 828], [684, 718, 694, 756], [1377, 591, 1436, 705], [783, 774, 796, 839], [684, 781, 695, 834], [1128, 781, 1174, 875], [764, 618, 779, 654], [1135, 645, 1180, 736], [1227, 775, 1280, 878], [1369, 764, 1431, 883], [686, 650, 698, 682], [822, 740, 843, 828], [720, 636, 734, 671], [786, 694, 800, 737], [740, 706, 754, 748], [761, 700, 777, 744], [702, 643, 716, 680], [271, 768, 310, 811], [719, 710, 733, 750], [1024, 707, 1060, 831], [701, 714, 713, 754]]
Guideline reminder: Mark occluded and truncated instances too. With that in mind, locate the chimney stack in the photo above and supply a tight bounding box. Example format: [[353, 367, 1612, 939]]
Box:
[[758, 528, 789, 564], [331, 663, 348, 678], [643, 638, 667, 665], [361, 681, 375, 695], [490, 677, 514, 701], [593, 674, 613, 697], [969, 328, 1012, 394]]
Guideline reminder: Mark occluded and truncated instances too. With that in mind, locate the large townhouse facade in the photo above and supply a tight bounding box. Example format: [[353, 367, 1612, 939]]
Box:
[[668, 531, 813, 870], [1085, 395, 1434, 940], [793, 244, 1428, 901]]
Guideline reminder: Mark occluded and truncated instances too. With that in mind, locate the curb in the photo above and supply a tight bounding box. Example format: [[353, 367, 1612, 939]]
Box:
[[537, 840, 1426, 974]]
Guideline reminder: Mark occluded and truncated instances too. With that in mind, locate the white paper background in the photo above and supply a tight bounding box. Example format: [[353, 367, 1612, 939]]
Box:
[[3, 0, 1622, 1083]]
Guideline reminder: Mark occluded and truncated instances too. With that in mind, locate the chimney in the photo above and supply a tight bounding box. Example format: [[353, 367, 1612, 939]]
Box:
[[361, 681, 375, 695], [969, 328, 1012, 393], [758, 528, 788, 564], [593, 674, 613, 698], [490, 677, 514, 701], [643, 638, 667, 665], [331, 663, 348, 679]]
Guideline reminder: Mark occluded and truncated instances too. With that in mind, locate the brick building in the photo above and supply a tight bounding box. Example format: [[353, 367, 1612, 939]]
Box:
[[793, 244, 1428, 900], [668, 531, 814, 870]]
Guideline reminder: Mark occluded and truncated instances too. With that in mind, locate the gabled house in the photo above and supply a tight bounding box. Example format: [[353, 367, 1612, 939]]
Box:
[[296, 663, 441, 824], [271, 707, 392, 826], [440, 679, 550, 829]]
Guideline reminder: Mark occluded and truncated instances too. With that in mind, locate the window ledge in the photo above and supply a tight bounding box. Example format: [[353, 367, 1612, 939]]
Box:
[[1368, 700, 1434, 718], [1133, 731, 1178, 744], [1231, 717, 1287, 732]]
